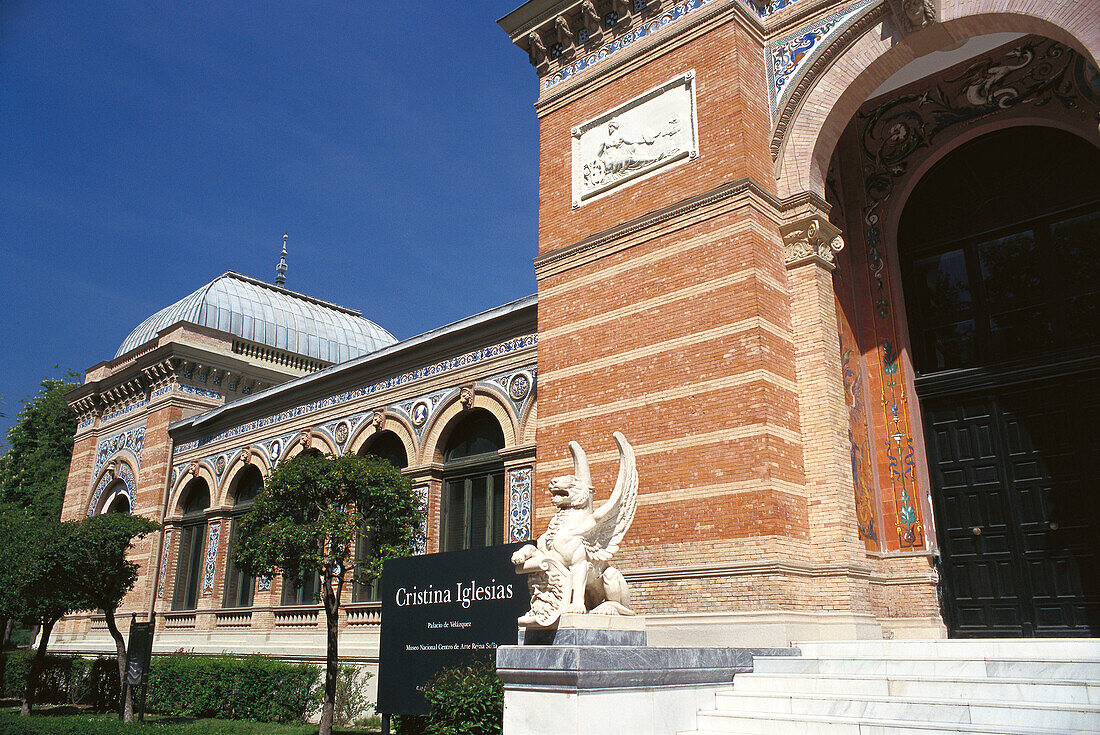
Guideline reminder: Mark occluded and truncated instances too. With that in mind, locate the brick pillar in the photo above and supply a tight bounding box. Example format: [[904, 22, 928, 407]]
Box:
[[782, 214, 866, 570]]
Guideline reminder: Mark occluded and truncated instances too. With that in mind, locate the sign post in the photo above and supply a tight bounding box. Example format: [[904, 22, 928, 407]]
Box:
[[377, 543, 528, 718], [122, 613, 155, 721]]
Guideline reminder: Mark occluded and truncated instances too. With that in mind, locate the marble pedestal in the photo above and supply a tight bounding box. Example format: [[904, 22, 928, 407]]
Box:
[[497, 616, 797, 735]]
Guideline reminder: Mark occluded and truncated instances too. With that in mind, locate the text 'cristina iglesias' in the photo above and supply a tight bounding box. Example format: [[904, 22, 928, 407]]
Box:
[[395, 580, 515, 609]]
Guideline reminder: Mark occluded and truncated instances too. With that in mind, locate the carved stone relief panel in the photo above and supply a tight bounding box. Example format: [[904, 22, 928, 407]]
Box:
[[571, 70, 698, 207]]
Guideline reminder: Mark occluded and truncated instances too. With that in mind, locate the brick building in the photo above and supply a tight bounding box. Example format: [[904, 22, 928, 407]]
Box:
[[53, 0, 1098, 673]]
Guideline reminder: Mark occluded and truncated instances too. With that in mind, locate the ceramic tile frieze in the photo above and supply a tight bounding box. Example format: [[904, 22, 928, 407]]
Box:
[[767, 0, 878, 120], [173, 333, 537, 455], [544, 0, 719, 91]]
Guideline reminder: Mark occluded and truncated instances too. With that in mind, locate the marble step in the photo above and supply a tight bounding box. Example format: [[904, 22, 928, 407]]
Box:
[[793, 639, 1100, 662], [713, 690, 1100, 730], [685, 709, 1095, 735], [753, 654, 1100, 681], [732, 672, 1100, 703]]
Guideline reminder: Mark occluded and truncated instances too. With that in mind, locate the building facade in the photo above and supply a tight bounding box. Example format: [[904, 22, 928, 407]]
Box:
[[54, 0, 1098, 673]]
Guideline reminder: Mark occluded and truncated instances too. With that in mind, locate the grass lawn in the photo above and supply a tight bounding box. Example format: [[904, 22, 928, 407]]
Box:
[[0, 707, 382, 734]]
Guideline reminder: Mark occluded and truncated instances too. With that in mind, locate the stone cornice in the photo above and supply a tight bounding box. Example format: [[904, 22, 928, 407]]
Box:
[[534, 177, 829, 279], [531, 1, 763, 116], [623, 557, 937, 584]]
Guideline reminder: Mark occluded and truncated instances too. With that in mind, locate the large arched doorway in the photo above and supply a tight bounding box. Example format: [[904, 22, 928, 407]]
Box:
[[899, 126, 1100, 636]]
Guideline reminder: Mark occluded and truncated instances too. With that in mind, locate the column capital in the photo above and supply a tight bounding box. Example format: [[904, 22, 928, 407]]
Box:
[[781, 216, 845, 271]]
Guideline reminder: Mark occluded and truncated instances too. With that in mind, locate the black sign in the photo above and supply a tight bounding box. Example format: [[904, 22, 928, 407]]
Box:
[[377, 543, 528, 715], [124, 619, 155, 687]]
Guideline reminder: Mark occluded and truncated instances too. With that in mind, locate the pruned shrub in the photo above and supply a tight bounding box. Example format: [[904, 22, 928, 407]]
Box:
[[145, 652, 320, 722], [1, 651, 118, 708], [396, 658, 503, 735]]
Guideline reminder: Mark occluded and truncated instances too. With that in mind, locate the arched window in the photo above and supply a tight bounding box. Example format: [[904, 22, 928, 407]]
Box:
[[356, 431, 408, 469], [354, 431, 409, 602], [281, 449, 323, 606], [440, 409, 506, 552], [98, 480, 131, 514], [172, 478, 210, 611], [223, 465, 262, 608]]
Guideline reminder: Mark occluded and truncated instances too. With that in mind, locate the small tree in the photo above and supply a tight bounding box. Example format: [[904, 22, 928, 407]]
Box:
[[68, 513, 160, 721], [17, 519, 85, 715], [234, 453, 423, 735]]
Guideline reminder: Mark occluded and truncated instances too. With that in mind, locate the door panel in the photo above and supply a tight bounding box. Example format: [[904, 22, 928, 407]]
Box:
[[925, 374, 1100, 637]]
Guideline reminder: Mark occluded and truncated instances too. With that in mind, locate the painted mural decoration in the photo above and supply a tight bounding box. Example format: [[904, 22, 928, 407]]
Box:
[[842, 349, 877, 545], [841, 36, 1100, 550]]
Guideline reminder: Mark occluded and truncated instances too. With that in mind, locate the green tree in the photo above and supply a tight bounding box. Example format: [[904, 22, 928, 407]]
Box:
[[16, 519, 85, 715], [68, 513, 160, 721], [234, 454, 423, 735], [0, 374, 80, 520]]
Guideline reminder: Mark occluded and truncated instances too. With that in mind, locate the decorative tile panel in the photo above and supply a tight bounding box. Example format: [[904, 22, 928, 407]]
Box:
[[544, 0, 720, 91], [483, 366, 538, 419], [508, 467, 534, 542], [101, 400, 148, 424], [767, 0, 877, 120], [746, 0, 808, 17], [173, 334, 537, 455], [257, 576, 271, 592], [396, 389, 453, 439], [414, 485, 429, 555], [157, 529, 173, 598], [95, 423, 146, 475], [201, 522, 221, 595]]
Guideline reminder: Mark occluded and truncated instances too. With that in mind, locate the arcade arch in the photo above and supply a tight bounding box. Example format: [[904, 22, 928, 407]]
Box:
[[437, 408, 507, 553]]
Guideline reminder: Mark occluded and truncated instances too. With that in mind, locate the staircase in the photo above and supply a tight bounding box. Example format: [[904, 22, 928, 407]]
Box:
[[682, 639, 1100, 735]]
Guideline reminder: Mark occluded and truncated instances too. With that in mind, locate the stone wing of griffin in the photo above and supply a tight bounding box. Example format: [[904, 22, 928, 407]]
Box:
[[585, 431, 638, 562]]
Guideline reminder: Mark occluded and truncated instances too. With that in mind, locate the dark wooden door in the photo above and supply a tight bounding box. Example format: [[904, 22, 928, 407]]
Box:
[[925, 373, 1100, 637]]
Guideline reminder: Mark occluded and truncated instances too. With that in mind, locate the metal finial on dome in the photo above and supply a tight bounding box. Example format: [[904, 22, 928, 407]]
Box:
[[275, 233, 288, 287]]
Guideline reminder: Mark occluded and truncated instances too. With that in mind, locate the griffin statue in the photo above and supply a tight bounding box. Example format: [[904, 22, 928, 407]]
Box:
[[512, 431, 638, 627]]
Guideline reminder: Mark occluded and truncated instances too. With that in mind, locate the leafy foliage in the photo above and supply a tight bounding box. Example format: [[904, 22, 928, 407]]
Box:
[[68, 514, 161, 615], [0, 374, 80, 519], [233, 453, 423, 591], [396, 658, 504, 735], [0, 711, 324, 735]]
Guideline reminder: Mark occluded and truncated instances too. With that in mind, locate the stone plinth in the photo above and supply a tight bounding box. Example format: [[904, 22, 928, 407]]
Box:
[[518, 613, 647, 646], [497, 628, 797, 735]]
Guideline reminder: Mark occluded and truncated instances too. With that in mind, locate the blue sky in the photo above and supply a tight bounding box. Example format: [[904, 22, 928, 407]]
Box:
[[0, 1, 539, 437]]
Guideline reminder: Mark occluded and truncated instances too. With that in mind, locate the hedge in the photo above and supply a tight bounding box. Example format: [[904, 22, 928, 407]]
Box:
[[0, 712, 318, 735], [1, 651, 119, 710], [2, 651, 320, 723], [146, 653, 320, 722]]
